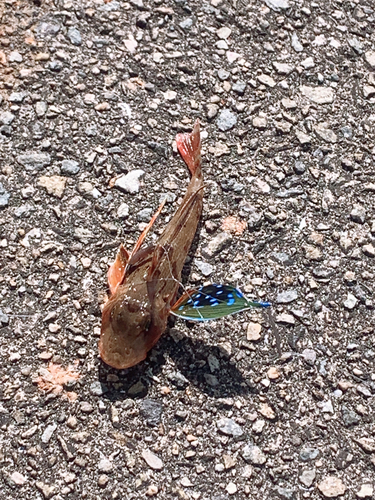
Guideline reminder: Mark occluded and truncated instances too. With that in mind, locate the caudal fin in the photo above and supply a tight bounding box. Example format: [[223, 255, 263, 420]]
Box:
[[176, 120, 201, 176]]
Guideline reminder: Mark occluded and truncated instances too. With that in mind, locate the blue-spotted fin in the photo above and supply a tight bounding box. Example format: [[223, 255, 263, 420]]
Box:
[[170, 284, 270, 322]]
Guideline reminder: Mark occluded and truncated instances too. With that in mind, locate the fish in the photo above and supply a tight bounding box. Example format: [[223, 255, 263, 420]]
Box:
[[99, 120, 204, 369], [170, 284, 271, 321]]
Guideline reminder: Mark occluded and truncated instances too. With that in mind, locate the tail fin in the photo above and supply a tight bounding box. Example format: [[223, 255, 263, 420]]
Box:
[[176, 120, 201, 176]]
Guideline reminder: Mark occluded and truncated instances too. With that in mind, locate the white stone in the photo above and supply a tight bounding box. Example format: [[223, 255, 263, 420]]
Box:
[[364, 50, 375, 68], [300, 85, 334, 104], [226, 482, 237, 495], [247, 322, 261, 341], [273, 61, 293, 74], [216, 27, 231, 39], [264, 0, 289, 11], [291, 33, 303, 52], [141, 449, 163, 470], [356, 484, 373, 499], [318, 476, 346, 498], [10, 471, 27, 486], [258, 74, 276, 87], [301, 56, 315, 69], [115, 170, 145, 194], [117, 203, 130, 218], [314, 123, 337, 143]]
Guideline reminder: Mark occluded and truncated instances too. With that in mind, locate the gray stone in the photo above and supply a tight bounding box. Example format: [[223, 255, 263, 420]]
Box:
[[302, 349, 316, 365], [115, 170, 145, 194], [242, 444, 266, 465], [300, 86, 334, 104], [341, 405, 360, 427], [340, 126, 353, 139], [137, 208, 153, 222], [348, 37, 363, 54], [167, 371, 189, 389], [99, 0, 120, 10], [218, 69, 230, 81], [90, 381, 108, 396], [276, 290, 298, 304], [204, 373, 219, 386], [179, 18, 193, 30], [35, 20, 61, 39], [61, 160, 80, 175], [0, 183, 10, 208], [299, 469, 316, 487], [0, 111, 15, 125], [272, 252, 293, 266], [16, 152, 51, 171], [194, 260, 214, 276], [264, 0, 289, 11], [202, 232, 232, 258], [217, 418, 243, 438], [0, 308, 9, 325], [294, 161, 306, 174], [67, 27, 82, 45], [9, 92, 25, 103], [274, 486, 295, 500], [140, 399, 163, 427], [350, 205, 366, 224], [232, 81, 247, 95], [85, 124, 97, 136], [299, 447, 319, 461], [217, 109, 237, 131], [41, 422, 57, 444], [159, 192, 176, 204], [14, 204, 34, 218]]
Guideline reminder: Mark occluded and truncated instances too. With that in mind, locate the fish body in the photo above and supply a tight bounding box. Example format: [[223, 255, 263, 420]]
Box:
[[100, 121, 203, 369]]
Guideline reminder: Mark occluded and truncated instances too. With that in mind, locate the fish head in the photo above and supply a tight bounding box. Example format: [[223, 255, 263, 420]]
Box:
[[99, 290, 157, 369]]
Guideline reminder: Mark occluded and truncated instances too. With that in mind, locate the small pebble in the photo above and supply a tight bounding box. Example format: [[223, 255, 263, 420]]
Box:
[[115, 170, 145, 194], [216, 417, 243, 438], [217, 109, 237, 131], [318, 476, 346, 498], [141, 449, 163, 470], [247, 322, 261, 341]]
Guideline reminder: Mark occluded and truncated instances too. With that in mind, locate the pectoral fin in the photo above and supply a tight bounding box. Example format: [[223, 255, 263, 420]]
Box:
[[128, 198, 167, 264], [108, 244, 129, 295]]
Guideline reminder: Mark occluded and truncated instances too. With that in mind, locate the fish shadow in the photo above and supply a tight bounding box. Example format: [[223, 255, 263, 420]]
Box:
[[98, 327, 251, 401]]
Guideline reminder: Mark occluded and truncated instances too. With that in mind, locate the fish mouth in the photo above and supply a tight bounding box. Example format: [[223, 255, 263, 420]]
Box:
[[99, 322, 147, 370]]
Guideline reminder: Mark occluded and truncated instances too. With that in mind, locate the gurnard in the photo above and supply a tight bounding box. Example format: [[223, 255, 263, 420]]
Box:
[[100, 121, 204, 369]]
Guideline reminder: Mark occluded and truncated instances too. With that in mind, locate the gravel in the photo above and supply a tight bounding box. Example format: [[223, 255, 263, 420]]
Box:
[[1, 0, 375, 498]]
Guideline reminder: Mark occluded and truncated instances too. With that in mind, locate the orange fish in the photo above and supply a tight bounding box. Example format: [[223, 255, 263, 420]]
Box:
[[99, 121, 203, 369]]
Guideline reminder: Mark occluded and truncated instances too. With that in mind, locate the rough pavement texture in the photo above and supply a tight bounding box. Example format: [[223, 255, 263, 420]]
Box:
[[1, 0, 375, 499]]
